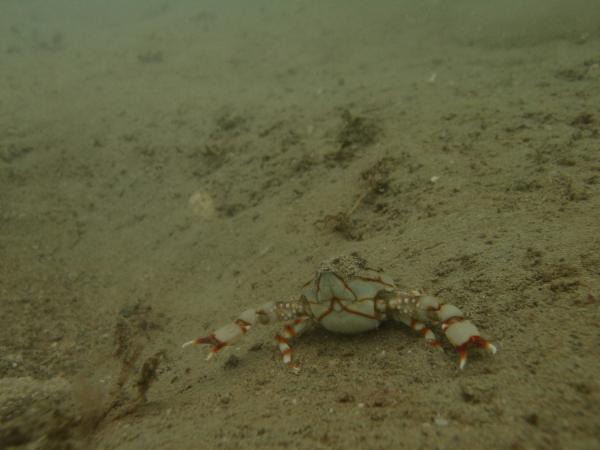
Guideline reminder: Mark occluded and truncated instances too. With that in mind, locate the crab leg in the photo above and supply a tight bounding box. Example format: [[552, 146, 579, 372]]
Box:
[[387, 290, 497, 369], [275, 317, 311, 364], [392, 315, 443, 350], [183, 300, 307, 360]]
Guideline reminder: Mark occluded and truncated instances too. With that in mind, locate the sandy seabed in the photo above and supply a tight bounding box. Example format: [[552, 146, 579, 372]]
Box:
[[1, 1, 599, 449]]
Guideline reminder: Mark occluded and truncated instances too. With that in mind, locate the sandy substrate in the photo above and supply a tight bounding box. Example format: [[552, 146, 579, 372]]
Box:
[[1, 1, 600, 449]]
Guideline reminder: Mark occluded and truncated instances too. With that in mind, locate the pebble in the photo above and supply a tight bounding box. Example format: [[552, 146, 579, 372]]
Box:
[[434, 417, 449, 427]]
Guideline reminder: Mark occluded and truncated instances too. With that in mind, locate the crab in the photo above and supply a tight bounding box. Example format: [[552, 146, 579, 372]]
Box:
[[183, 254, 497, 369]]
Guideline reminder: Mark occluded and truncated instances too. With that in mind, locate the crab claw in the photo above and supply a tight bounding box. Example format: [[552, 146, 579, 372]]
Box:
[[443, 319, 497, 370], [183, 318, 252, 360], [455, 335, 497, 370], [182, 334, 228, 360]]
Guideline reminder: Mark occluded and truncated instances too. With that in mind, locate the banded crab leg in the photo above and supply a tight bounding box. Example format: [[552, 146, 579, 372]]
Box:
[[392, 315, 443, 351], [183, 299, 309, 363], [386, 290, 497, 369], [275, 317, 311, 364]]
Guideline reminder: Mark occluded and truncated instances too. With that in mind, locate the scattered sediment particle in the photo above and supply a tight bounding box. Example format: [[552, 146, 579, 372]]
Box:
[[573, 293, 597, 306], [249, 342, 263, 352], [434, 417, 449, 427], [219, 393, 232, 405], [188, 191, 216, 218], [34, 31, 65, 51], [549, 279, 581, 292], [524, 413, 539, 426], [370, 413, 385, 422], [540, 263, 579, 283], [137, 50, 164, 64], [337, 393, 355, 403], [460, 382, 495, 405], [0, 144, 34, 163], [224, 354, 240, 370], [512, 179, 542, 192], [571, 112, 594, 127], [213, 111, 248, 136], [555, 68, 585, 81], [549, 173, 589, 202]]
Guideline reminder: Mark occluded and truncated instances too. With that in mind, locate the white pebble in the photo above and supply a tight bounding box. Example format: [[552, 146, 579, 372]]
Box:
[[434, 417, 449, 427]]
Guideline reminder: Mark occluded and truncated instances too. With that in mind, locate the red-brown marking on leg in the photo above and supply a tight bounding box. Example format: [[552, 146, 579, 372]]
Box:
[[457, 346, 467, 369], [235, 318, 251, 333], [188, 334, 228, 355], [468, 335, 488, 348], [193, 334, 219, 346], [275, 334, 288, 345], [419, 327, 432, 337], [441, 316, 464, 330], [211, 340, 227, 354], [454, 334, 496, 369], [409, 319, 429, 335], [429, 340, 442, 348]]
